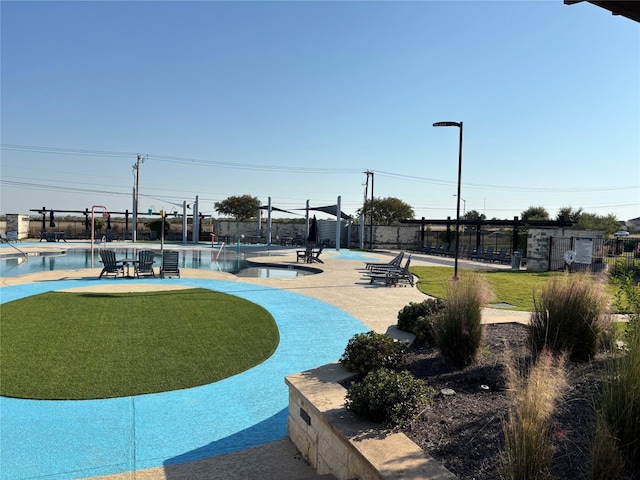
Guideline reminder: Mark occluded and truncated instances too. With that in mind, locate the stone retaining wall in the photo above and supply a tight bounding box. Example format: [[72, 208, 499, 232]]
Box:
[[285, 363, 457, 480]]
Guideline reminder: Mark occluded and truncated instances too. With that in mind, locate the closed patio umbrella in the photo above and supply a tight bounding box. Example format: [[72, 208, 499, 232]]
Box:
[[308, 215, 319, 246]]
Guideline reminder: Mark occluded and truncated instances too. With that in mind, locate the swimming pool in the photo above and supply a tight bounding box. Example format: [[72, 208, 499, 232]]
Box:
[[0, 248, 318, 278]]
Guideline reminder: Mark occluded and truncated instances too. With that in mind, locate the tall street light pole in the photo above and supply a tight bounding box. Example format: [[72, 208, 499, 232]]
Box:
[[434, 121, 463, 280], [453, 194, 466, 215]]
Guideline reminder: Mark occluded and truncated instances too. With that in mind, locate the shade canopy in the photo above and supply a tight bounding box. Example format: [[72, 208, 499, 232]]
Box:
[[300, 205, 352, 220]]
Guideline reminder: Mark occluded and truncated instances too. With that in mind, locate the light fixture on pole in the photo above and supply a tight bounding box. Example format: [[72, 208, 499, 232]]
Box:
[[434, 121, 463, 280], [452, 194, 466, 215]]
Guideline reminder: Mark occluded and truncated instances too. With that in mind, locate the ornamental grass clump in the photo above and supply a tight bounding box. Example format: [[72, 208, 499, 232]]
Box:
[[590, 318, 640, 478], [432, 274, 492, 367], [340, 331, 408, 373], [501, 349, 567, 480], [344, 367, 433, 428], [529, 274, 611, 361]]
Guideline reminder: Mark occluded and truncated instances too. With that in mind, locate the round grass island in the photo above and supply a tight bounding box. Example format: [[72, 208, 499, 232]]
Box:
[[0, 288, 279, 400]]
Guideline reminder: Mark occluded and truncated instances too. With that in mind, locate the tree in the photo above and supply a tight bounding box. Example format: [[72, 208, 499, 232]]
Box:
[[355, 197, 414, 225], [463, 210, 486, 221], [575, 212, 620, 234], [214, 195, 259, 221], [462, 210, 486, 231], [556, 206, 583, 224], [521, 206, 550, 222]]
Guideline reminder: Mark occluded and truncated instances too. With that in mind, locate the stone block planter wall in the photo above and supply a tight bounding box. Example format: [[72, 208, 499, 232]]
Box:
[[285, 363, 457, 480]]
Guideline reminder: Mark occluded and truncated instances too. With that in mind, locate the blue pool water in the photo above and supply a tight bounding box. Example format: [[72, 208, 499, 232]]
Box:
[[0, 247, 315, 278]]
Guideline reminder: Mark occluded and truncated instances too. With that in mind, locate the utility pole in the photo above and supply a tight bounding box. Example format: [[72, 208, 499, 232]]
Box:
[[370, 171, 374, 250], [132, 154, 144, 242], [364, 170, 374, 249]]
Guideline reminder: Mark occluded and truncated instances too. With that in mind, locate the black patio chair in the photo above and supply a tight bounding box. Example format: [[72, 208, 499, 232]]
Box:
[[99, 249, 124, 279], [135, 250, 156, 278], [160, 250, 180, 278]]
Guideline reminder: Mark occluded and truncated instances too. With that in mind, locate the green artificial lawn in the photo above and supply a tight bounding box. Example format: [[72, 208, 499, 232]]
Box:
[[411, 267, 623, 312], [0, 288, 279, 400]]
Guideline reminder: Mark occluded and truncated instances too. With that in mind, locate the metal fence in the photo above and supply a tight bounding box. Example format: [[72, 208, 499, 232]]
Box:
[[549, 236, 639, 276]]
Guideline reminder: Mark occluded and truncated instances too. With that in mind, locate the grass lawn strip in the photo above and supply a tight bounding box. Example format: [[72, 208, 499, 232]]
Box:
[[0, 288, 279, 400], [411, 267, 622, 312]]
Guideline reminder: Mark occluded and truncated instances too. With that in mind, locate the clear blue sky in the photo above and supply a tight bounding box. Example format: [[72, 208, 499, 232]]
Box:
[[1, 0, 638, 221]]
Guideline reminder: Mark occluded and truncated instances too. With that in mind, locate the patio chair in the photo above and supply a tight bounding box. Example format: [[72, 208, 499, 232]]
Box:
[[481, 246, 495, 262], [296, 246, 312, 263], [444, 243, 457, 257], [464, 245, 476, 259], [495, 248, 509, 264], [135, 250, 156, 278], [471, 246, 485, 261], [419, 242, 433, 254], [99, 249, 124, 279], [310, 247, 324, 264], [435, 242, 449, 256], [367, 255, 414, 287], [365, 251, 404, 270], [160, 250, 180, 278]]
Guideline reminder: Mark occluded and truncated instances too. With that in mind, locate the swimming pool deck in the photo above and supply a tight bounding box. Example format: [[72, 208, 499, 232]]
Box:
[[0, 243, 528, 479]]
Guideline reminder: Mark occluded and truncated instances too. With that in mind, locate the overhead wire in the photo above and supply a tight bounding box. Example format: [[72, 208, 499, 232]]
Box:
[[3, 143, 638, 197]]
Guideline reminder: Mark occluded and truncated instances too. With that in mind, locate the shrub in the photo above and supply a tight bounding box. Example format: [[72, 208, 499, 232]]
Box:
[[501, 349, 567, 480], [344, 367, 433, 427], [529, 274, 611, 361], [397, 298, 446, 345], [611, 271, 640, 322], [340, 331, 408, 373], [432, 275, 490, 367]]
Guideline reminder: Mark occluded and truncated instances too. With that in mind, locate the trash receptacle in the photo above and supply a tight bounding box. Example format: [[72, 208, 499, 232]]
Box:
[[511, 251, 521, 270]]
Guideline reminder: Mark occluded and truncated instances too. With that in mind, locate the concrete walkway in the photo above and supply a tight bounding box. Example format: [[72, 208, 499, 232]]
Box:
[[0, 244, 529, 479]]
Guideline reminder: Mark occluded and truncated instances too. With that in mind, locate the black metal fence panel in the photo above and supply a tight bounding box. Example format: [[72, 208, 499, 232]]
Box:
[[549, 236, 639, 276]]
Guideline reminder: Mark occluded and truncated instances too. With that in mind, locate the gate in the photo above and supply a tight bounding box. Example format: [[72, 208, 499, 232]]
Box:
[[549, 237, 607, 273]]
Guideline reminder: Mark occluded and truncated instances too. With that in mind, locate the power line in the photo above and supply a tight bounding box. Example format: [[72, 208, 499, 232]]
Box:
[[3, 143, 638, 194]]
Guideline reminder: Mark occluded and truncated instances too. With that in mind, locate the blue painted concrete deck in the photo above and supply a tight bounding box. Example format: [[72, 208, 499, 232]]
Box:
[[0, 278, 368, 480]]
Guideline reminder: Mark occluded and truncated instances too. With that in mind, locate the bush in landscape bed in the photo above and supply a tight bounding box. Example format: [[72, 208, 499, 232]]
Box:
[[340, 331, 408, 373], [432, 275, 491, 367], [611, 271, 640, 321], [397, 298, 446, 345], [344, 367, 433, 428], [501, 349, 567, 480], [529, 274, 610, 362]]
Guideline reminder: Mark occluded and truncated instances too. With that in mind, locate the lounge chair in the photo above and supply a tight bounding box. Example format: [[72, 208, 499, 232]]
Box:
[[471, 246, 485, 261], [160, 250, 180, 278], [367, 255, 414, 287], [99, 249, 124, 279], [463, 245, 476, 259], [435, 242, 449, 256], [135, 250, 156, 278], [365, 251, 404, 270], [420, 242, 433, 254], [444, 243, 457, 257], [495, 248, 509, 264], [481, 246, 495, 262]]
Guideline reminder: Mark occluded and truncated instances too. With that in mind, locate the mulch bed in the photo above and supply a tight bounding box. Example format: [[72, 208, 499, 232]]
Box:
[[400, 323, 610, 480]]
